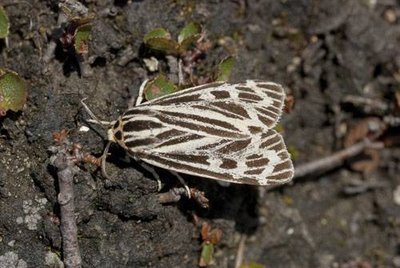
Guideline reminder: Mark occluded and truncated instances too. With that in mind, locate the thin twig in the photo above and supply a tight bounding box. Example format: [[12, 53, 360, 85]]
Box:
[[342, 95, 389, 114], [49, 141, 82, 268], [178, 58, 184, 86], [158, 187, 209, 208], [294, 139, 384, 178], [234, 234, 247, 268]]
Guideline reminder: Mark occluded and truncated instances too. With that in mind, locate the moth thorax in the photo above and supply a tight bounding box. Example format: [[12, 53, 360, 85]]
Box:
[[108, 118, 123, 143]]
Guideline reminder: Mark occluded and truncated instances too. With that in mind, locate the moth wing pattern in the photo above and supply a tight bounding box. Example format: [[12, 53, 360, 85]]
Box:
[[115, 80, 294, 185], [133, 129, 293, 185], [140, 80, 286, 131]]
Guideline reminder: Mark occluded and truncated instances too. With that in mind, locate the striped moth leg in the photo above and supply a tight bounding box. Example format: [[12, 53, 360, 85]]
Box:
[[136, 159, 192, 198], [136, 159, 163, 192]]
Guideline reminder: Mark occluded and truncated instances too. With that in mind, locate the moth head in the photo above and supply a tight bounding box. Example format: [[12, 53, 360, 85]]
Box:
[[107, 118, 123, 143]]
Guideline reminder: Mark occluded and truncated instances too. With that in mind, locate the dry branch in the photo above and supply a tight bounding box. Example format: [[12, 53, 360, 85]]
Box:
[[158, 187, 209, 208], [293, 139, 384, 178], [49, 140, 82, 268]]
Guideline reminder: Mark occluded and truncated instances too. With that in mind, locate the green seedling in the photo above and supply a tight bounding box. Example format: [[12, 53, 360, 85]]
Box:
[[144, 22, 203, 56], [59, 3, 94, 56], [60, 16, 93, 56], [200, 243, 214, 267], [0, 69, 27, 116], [143, 75, 178, 100], [199, 222, 222, 267], [0, 6, 10, 39], [215, 56, 235, 82], [143, 22, 235, 85], [143, 28, 177, 55], [73, 23, 91, 55]]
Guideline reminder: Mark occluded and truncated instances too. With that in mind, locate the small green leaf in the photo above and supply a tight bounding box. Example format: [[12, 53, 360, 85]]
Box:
[[144, 38, 179, 55], [178, 22, 202, 44], [0, 6, 10, 39], [74, 24, 91, 55], [199, 243, 214, 267], [215, 56, 235, 81], [144, 28, 179, 54], [0, 69, 27, 116], [178, 22, 202, 51], [144, 75, 178, 100], [144, 28, 171, 42]]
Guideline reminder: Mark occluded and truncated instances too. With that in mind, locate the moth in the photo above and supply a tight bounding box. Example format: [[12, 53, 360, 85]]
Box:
[[105, 80, 294, 186]]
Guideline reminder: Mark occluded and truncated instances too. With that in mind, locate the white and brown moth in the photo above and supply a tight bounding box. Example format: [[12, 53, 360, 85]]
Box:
[[105, 80, 294, 186]]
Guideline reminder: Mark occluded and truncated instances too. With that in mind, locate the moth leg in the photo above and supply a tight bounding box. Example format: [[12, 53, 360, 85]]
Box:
[[169, 171, 191, 199], [135, 79, 149, 106], [137, 160, 163, 191], [101, 141, 112, 180]]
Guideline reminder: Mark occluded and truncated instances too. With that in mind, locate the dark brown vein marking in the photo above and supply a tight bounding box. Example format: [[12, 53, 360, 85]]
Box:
[[248, 126, 264, 134], [217, 139, 252, 154], [149, 82, 225, 104], [123, 120, 163, 132], [211, 91, 230, 99], [155, 94, 202, 105], [155, 133, 203, 148], [123, 108, 154, 117], [211, 101, 250, 118], [125, 138, 156, 149], [257, 114, 275, 128], [161, 111, 240, 131], [257, 84, 284, 95], [136, 153, 235, 181], [191, 105, 245, 120], [266, 170, 294, 181], [272, 159, 293, 173], [162, 153, 209, 165], [155, 129, 185, 140], [235, 86, 255, 93], [220, 158, 237, 169], [256, 107, 279, 120], [238, 92, 263, 101], [246, 153, 263, 160], [246, 158, 270, 168], [244, 168, 264, 175], [267, 142, 285, 152], [196, 140, 227, 150], [157, 114, 244, 138], [261, 133, 281, 148]]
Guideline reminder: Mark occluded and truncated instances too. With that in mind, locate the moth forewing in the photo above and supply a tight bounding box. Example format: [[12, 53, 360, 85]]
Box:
[[109, 80, 294, 186]]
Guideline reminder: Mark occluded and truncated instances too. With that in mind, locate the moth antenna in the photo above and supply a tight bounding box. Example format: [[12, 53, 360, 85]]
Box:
[[101, 141, 112, 180], [80, 98, 113, 128]]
